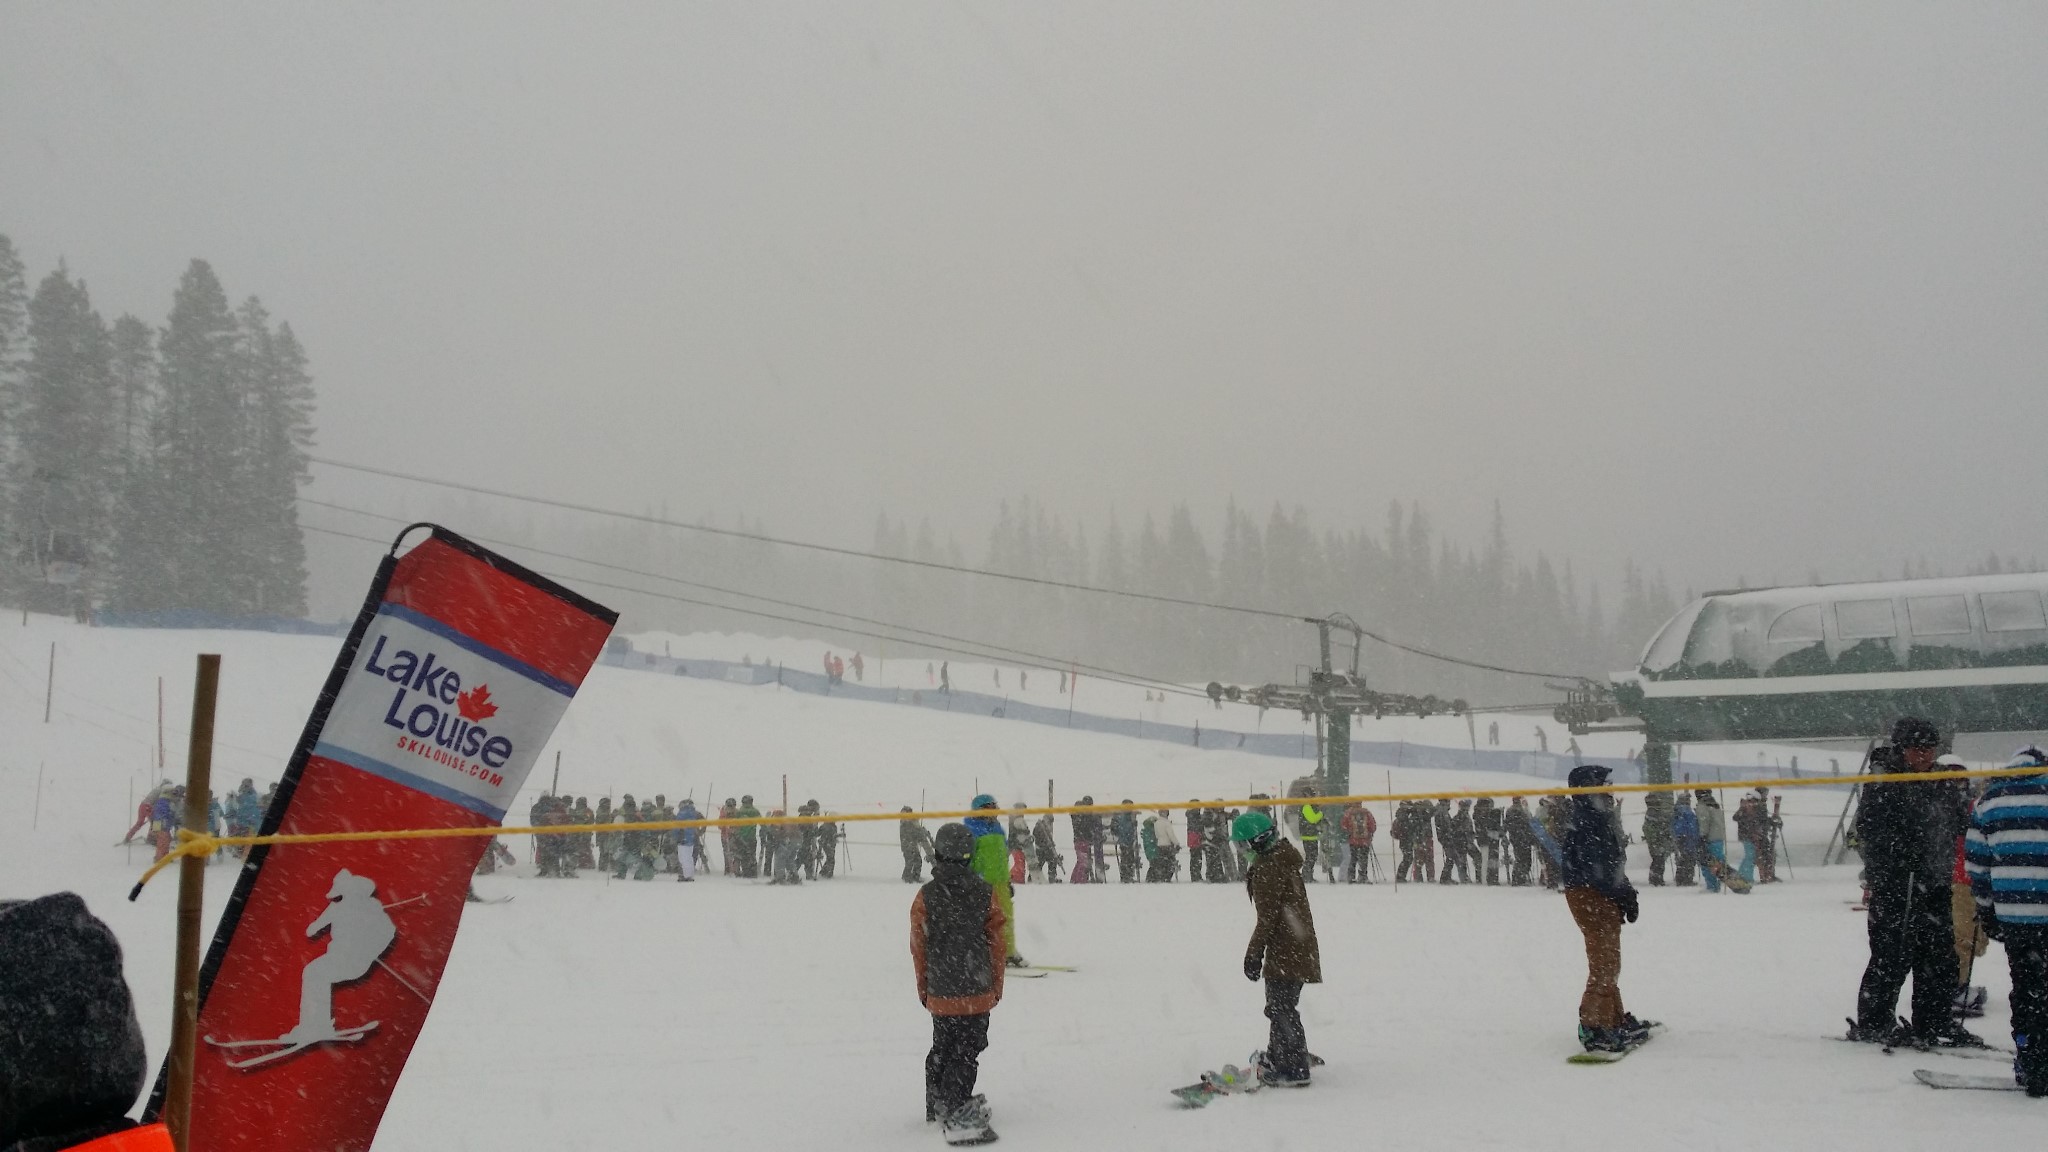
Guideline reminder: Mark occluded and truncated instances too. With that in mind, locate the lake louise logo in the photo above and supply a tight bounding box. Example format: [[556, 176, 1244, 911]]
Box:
[[365, 633, 515, 783]]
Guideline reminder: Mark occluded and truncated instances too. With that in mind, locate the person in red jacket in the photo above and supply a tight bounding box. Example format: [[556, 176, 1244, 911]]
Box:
[[1341, 804, 1378, 883]]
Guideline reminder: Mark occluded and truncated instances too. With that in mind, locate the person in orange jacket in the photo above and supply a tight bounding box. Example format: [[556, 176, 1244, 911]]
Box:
[[0, 893, 173, 1151], [912, 823, 1007, 1144]]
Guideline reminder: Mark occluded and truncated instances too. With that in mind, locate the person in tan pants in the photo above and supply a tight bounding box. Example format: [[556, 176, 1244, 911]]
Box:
[[1560, 764, 1650, 1051]]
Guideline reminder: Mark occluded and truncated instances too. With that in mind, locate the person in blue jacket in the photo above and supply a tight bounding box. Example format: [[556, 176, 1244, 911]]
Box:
[[1561, 764, 1649, 1052], [1671, 793, 1701, 887], [675, 798, 703, 882]]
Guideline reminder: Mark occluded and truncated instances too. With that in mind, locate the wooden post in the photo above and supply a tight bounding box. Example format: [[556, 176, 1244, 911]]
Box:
[[1047, 779, 1053, 808], [551, 750, 561, 797], [1387, 769, 1397, 892], [44, 640, 55, 723], [164, 654, 221, 1152]]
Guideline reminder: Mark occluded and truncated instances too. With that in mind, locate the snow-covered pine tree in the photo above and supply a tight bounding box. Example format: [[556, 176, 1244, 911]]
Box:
[[235, 299, 314, 617], [114, 259, 242, 613], [0, 235, 30, 604], [10, 264, 118, 612]]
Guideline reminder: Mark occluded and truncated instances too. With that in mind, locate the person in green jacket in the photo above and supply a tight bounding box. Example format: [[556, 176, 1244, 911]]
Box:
[[736, 794, 762, 878], [966, 794, 1025, 966]]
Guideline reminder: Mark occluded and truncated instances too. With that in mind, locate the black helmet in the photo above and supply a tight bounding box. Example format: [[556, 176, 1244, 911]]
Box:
[[1080, 795, 1094, 805], [1567, 764, 1611, 789], [933, 823, 976, 862], [900, 805, 914, 813], [741, 794, 753, 804], [1892, 716, 1941, 749]]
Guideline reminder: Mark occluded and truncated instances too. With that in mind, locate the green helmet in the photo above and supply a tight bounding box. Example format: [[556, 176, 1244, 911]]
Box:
[[1230, 810, 1275, 844]]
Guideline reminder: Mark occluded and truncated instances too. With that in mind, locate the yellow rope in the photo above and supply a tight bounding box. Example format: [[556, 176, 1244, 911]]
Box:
[[128, 763, 2040, 897]]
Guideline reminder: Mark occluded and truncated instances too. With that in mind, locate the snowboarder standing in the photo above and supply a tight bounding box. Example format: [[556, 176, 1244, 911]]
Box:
[[912, 823, 1007, 1143], [1229, 811, 1321, 1087], [735, 795, 762, 879], [966, 796, 1024, 967], [1560, 765, 1647, 1053], [1642, 796, 1676, 887], [1847, 717, 1978, 1047], [1965, 745, 2048, 1094]]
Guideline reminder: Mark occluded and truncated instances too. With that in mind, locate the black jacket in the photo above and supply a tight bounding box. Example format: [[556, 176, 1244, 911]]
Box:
[[1560, 797, 1635, 902], [1856, 751, 1967, 888]]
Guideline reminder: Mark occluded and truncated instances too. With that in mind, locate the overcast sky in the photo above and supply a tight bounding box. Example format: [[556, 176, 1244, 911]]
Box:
[[4, 2, 2045, 613]]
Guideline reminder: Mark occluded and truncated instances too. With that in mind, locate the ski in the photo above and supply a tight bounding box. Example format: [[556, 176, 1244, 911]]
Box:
[[1017, 964, 1076, 973], [1913, 1069, 2023, 1092], [204, 1022, 378, 1069], [466, 895, 515, 905]]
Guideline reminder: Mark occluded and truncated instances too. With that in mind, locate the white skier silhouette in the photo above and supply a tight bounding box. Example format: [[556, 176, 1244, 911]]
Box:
[[288, 869, 398, 1042], [206, 868, 424, 1070]]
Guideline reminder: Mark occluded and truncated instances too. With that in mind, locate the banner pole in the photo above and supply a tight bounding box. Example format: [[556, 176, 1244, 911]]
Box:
[[165, 653, 220, 1152]]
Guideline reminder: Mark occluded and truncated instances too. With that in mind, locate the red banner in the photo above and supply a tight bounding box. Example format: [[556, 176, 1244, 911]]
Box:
[[147, 526, 615, 1151]]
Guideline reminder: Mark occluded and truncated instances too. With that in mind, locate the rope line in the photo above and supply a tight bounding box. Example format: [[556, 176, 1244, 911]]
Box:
[[127, 764, 2028, 898]]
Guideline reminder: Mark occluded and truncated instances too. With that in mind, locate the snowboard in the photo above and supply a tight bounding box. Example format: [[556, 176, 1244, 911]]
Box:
[[1170, 1063, 1263, 1107], [1698, 855, 1753, 894], [1914, 1069, 2023, 1092], [1568, 1023, 1661, 1064]]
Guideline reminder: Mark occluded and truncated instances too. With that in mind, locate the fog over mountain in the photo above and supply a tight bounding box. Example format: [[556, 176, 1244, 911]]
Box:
[[3, 3, 2044, 684]]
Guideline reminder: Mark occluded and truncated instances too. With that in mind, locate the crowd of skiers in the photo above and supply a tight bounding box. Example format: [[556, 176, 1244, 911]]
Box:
[[1383, 788, 1784, 892], [897, 793, 1381, 890], [486, 792, 846, 886], [120, 777, 272, 864]]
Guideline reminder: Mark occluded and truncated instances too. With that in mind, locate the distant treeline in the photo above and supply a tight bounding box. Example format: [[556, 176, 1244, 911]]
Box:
[[475, 495, 1691, 704], [0, 233, 315, 616]]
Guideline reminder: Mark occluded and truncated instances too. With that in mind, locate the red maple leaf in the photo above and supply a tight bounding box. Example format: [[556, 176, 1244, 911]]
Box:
[[457, 684, 498, 722]]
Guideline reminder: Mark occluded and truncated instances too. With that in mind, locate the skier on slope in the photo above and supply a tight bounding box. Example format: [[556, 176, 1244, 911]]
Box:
[[1847, 718, 1981, 1048], [1965, 745, 2048, 1094], [1229, 811, 1321, 1087], [966, 796, 1024, 967], [912, 823, 1007, 1143], [1561, 765, 1650, 1054], [901, 807, 936, 883]]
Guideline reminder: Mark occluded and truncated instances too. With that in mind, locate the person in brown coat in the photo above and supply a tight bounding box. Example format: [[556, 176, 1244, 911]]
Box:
[[911, 823, 1008, 1143], [1231, 810, 1322, 1087]]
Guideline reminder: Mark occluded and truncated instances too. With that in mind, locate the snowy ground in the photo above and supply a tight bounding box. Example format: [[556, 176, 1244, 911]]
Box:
[[1, 614, 2039, 1148]]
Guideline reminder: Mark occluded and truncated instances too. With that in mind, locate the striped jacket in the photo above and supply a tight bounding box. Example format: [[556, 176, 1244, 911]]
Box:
[[1965, 772, 2048, 927]]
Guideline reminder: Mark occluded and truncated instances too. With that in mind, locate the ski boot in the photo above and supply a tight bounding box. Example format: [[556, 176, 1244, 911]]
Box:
[[1578, 1025, 1629, 1053], [1952, 985, 1987, 1019], [1843, 1017, 1904, 1046], [2016, 1035, 2048, 1098], [1249, 1049, 1311, 1088], [1004, 954, 1029, 969], [1914, 1017, 1991, 1051], [940, 1096, 997, 1145]]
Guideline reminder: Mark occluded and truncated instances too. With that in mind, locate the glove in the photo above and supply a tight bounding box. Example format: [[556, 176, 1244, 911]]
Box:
[[1978, 907, 2004, 942], [1244, 953, 1263, 983], [1616, 890, 1640, 924]]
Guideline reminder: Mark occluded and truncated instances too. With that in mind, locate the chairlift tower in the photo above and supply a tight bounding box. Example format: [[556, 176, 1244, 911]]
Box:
[[1209, 613, 1468, 799]]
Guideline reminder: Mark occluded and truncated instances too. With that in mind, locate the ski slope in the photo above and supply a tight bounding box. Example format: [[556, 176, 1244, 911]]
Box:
[[0, 614, 2038, 1149]]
